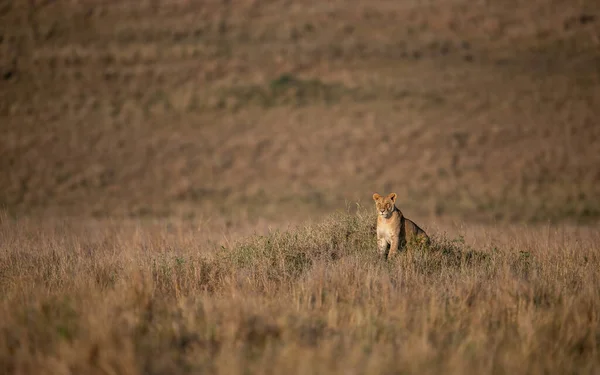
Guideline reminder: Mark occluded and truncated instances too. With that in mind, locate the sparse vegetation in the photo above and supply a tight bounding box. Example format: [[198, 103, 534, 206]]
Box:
[[0, 212, 598, 374], [1, 0, 599, 221]]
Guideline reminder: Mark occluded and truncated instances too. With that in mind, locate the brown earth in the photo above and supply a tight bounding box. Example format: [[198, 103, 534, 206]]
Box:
[[1, 0, 600, 224]]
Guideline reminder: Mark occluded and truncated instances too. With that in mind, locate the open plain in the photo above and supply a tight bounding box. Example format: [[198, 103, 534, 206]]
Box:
[[1, 0, 600, 373]]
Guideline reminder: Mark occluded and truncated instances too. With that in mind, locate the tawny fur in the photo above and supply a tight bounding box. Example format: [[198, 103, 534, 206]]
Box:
[[372, 192, 430, 259]]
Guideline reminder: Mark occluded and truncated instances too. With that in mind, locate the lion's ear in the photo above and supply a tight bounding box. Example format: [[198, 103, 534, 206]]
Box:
[[387, 193, 397, 202], [372, 193, 382, 201]]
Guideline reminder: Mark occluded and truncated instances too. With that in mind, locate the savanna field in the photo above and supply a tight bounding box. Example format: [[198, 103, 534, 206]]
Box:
[[1, 0, 600, 374]]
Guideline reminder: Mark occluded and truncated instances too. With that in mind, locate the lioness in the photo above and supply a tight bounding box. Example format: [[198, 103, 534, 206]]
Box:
[[373, 192, 430, 259]]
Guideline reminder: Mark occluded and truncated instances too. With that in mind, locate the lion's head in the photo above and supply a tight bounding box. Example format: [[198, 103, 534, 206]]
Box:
[[372, 192, 397, 218]]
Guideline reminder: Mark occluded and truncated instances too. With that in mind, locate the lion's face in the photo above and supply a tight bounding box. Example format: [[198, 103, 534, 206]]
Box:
[[372, 193, 397, 218]]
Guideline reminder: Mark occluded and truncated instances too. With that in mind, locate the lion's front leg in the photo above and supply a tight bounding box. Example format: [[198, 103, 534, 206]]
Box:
[[377, 237, 389, 258], [388, 236, 399, 259]]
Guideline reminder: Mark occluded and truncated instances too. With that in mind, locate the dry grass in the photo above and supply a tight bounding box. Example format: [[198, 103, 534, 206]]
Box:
[[1, 210, 599, 374], [2, 0, 600, 222], [2, 2, 600, 371]]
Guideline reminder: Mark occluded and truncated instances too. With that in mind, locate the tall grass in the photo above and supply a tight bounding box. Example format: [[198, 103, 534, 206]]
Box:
[[0, 212, 599, 374]]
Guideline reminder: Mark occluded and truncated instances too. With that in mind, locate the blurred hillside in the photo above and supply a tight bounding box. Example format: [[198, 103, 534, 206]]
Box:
[[1, 0, 599, 223]]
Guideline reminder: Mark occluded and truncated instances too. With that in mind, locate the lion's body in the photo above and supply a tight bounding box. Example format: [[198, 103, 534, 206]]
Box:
[[373, 193, 430, 259]]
